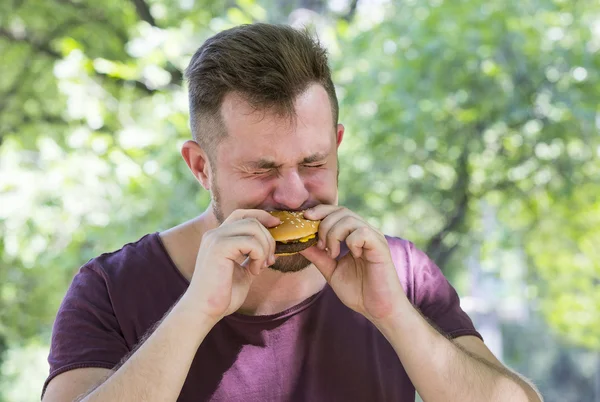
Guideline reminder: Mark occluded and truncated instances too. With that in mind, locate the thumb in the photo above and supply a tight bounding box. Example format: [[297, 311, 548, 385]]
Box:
[[300, 246, 337, 282]]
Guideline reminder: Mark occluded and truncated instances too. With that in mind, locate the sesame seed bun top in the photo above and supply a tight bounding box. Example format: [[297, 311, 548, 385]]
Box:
[[267, 210, 320, 242]]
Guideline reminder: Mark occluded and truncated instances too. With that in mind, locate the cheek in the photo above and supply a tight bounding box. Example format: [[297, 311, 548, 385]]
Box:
[[304, 169, 336, 192], [232, 180, 273, 203]]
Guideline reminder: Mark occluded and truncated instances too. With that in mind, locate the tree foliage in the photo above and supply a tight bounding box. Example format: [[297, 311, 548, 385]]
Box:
[[1, 0, 599, 398], [332, 0, 600, 350]]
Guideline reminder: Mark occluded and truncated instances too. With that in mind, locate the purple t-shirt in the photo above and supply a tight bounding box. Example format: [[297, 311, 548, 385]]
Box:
[[43, 233, 481, 401]]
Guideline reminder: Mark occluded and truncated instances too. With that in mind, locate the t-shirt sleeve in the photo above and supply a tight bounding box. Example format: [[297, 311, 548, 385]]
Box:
[[408, 242, 483, 340], [42, 262, 130, 397]]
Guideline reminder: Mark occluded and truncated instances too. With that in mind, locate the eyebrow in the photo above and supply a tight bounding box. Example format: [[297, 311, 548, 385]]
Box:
[[244, 152, 328, 170]]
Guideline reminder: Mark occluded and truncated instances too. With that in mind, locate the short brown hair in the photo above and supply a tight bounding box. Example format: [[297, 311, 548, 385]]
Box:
[[184, 23, 338, 158]]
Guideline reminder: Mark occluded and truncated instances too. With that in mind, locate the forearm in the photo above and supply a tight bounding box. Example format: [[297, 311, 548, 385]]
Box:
[[80, 293, 216, 402], [373, 296, 540, 402]]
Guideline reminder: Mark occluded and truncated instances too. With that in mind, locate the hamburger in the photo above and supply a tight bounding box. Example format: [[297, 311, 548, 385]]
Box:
[[267, 211, 320, 256]]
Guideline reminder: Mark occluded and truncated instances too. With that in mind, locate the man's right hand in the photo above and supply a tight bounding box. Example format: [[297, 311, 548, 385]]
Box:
[[43, 209, 280, 402], [186, 209, 280, 322]]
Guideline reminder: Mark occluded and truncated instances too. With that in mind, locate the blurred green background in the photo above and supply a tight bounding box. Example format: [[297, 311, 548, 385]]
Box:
[[1, 0, 599, 401]]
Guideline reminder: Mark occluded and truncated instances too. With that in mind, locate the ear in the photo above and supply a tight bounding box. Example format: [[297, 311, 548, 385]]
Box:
[[181, 140, 212, 190], [336, 124, 345, 148]]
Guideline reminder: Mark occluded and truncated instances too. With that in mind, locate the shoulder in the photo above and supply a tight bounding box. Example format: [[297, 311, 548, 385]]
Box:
[[382, 235, 417, 300], [382, 237, 481, 339], [72, 232, 184, 318], [80, 232, 191, 298], [91, 232, 164, 280], [383, 234, 437, 271], [383, 235, 445, 303], [67, 232, 186, 342], [384, 235, 414, 260], [383, 235, 423, 270], [64, 233, 163, 297]]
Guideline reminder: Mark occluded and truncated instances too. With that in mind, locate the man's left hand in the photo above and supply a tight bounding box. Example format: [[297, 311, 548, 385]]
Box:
[[300, 205, 405, 322]]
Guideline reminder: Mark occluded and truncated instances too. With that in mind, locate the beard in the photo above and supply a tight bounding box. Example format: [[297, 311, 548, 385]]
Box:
[[210, 174, 313, 273]]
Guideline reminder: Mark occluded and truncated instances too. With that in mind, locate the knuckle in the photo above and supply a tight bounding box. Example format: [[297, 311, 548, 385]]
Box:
[[341, 215, 356, 225], [254, 242, 267, 257], [347, 232, 359, 243], [358, 226, 371, 236], [245, 217, 260, 227]]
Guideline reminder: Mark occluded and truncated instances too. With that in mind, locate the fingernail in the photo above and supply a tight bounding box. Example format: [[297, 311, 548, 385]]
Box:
[[269, 255, 276, 265], [317, 240, 324, 249]]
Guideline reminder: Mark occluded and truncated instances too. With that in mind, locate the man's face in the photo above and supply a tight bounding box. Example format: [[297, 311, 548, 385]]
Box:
[[210, 84, 342, 273]]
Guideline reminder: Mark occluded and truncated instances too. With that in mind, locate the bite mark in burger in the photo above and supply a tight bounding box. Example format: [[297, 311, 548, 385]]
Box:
[[267, 211, 320, 256]]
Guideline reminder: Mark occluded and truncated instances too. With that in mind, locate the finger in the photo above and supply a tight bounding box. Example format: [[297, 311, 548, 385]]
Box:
[[224, 210, 279, 264], [219, 235, 269, 274], [241, 255, 266, 276], [315, 208, 359, 253], [255, 220, 276, 266], [225, 209, 281, 228], [345, 228, 387, 263], [302, 204, 341, 221], [244, 218, 276, 265], [314, 207, 346, 250], [299, 246, 337, 282], [218, 218, 276, 264], [325, 216, 370, 259]]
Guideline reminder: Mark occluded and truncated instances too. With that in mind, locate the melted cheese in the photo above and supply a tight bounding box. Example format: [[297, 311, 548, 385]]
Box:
[[279, 233, 316, 244], [298, 233, 316, 243]]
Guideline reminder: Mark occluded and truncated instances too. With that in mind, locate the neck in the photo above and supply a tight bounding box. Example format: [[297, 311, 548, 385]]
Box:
[[237, 263, 327, 316], [181, 206, 327, 316]]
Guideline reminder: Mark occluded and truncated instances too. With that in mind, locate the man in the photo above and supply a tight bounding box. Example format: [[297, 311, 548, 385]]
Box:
[[42, 23, 542, 401]]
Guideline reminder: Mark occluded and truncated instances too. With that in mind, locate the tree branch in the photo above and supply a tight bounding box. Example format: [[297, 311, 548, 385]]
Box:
[[131, 0, 157, 27], [0, 28, 61, 58], [53, 0, 94, 10], [422, 31, 558, 266], [342, 0, 360, 22], [432, 242, 460, 271], [127, 0, 184, 85], [0, 27, 160, 94], [0, 113, 69, 148], [52, 0, 129, 44], [425, 146, 471, 268], [0, 60, 31, 112], [1, 113, 68, 133], [0, 61, 32, 146]]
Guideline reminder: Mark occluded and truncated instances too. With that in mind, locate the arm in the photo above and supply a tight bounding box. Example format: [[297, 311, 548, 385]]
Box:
[[300, 205, 543, 402], [42, 298, 214, 402], [43, 210, 279, 402], [75, 295, 216, 402], [43, 368, 112, 402], [372, 296, 543, 402], [454, 336, 543, 401]]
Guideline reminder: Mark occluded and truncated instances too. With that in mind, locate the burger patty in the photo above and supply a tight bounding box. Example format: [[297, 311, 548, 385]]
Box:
[[274, 235, 318, 255]]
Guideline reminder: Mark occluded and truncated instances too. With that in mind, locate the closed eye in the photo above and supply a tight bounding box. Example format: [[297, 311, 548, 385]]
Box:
[[303, 163, 326, 168], [250, 170, 273, 175]]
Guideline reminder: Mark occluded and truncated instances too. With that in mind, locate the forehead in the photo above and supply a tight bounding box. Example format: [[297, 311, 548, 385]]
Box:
[[218, 84, 335, 164]]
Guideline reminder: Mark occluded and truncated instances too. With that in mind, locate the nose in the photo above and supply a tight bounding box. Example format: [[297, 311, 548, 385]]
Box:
[[272, 168, 310, 210]]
